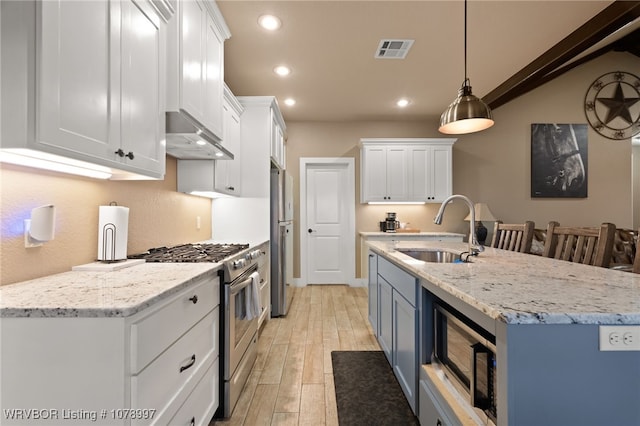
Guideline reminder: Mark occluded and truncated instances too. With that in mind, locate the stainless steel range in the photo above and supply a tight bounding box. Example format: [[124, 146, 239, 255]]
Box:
[[129, 242, 267, 419]]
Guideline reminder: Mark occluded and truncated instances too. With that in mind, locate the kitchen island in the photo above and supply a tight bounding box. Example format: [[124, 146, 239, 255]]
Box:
[[0, 262, 222, 425], [367, 240, 640, 426]]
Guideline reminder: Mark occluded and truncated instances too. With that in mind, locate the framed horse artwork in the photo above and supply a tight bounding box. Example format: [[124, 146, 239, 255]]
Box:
[[531, 123, 588, 198]]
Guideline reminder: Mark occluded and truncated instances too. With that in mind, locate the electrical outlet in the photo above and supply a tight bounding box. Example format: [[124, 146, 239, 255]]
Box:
[[600, 326, 640, 351]]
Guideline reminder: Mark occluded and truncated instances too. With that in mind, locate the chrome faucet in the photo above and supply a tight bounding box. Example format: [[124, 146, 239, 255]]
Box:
[[434, 194, 484, 256]]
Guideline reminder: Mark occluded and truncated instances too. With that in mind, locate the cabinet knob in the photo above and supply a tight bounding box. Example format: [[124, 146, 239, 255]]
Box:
[[114, 149, 125, 157], [190, 417, 195, 426], [227, 186, 235, 191], [189, 295, 198, 304], [308, 228, 314, 233], [125, 151, 134, 160]]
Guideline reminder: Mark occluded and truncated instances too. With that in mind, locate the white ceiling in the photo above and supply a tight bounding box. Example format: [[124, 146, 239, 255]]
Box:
[[217, 1, 619, 123]]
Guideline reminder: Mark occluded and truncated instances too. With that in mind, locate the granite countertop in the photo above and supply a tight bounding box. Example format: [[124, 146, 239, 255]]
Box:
[[0, 263, 221, 318], [360, 231, 466, 238], [367, 240, 640, 325]]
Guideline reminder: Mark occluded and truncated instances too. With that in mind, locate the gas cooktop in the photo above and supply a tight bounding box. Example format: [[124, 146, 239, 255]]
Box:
[[129, 243, 249, 263]]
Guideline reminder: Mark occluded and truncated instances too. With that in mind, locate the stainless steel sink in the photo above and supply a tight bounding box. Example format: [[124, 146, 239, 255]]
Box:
[[396, 249, 464, 263]]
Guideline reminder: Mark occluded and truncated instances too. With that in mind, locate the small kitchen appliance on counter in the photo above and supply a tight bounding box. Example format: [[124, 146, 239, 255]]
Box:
[[383, 212, 400, 233]]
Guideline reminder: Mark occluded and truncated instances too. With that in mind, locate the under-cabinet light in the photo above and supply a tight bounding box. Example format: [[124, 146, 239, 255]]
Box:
[[0, 149, 113, 179], [368, 202, 426, 205]]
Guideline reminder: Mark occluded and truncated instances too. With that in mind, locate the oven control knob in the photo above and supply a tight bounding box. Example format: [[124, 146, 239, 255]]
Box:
[[250, 250, 261, 259], [233, 259, 246, 269]]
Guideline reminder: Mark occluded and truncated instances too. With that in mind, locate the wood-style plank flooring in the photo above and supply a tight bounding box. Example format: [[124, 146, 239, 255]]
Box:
[[214, 285, 380, 425]]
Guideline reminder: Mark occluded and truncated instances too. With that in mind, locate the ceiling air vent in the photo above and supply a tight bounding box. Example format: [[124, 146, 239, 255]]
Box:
[[375, 39, 414, 59]]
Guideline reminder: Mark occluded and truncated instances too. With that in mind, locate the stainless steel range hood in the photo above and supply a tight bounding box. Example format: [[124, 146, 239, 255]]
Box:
[[165, 110, 233, 160]]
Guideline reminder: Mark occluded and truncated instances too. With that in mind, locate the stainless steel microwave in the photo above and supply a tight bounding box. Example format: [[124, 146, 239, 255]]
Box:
[[434, 303, 497, 423]]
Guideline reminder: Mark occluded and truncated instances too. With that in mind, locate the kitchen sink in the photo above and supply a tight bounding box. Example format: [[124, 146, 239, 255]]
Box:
[[396, 249, 466, 263]]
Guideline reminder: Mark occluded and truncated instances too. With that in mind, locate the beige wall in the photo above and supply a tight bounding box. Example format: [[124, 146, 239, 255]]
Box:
[[0, 157, 212, 285], [286, 52, 639, 278]]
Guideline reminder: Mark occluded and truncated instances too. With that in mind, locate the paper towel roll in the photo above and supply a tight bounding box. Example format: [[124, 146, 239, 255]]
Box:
[[98, 205, 129, 261]]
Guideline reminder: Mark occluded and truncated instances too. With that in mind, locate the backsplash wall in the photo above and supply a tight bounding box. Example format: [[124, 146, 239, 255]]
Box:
[[0, 157, 212, 285]]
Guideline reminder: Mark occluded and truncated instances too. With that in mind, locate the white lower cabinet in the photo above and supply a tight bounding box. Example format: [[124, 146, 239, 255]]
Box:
[[0, 272, 220, 425]]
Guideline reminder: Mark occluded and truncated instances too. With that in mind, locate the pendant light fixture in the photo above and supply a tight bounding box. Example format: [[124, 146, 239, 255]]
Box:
[[439, 0, 494, 134]]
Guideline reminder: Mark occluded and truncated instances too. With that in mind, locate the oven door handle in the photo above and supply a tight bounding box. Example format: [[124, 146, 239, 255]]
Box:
[[230, 276, 253, 296]]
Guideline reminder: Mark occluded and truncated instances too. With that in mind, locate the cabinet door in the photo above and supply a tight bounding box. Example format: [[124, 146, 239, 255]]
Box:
[[368, 252, 378, 336], [430, 145, 453, 202], [377, 277, 393, 363], [270, 111, 285, 169], [120, 0, 165, 177], [38, 1, 120, 160], [406, 145, 430, 202], [385, 146, 409, 201], [393, 290, 417, 413], [180, 0, 207, 124], [361, 146, 388, 202], [215, 99, 241, 195], [203, 12, 224, 139]]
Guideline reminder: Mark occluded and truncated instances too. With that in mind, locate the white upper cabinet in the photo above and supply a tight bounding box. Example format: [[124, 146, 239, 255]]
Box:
[[237, 96, 287, 197], [360, 138, 456, 203], [0, 0, 170, 180], [176, 87, 243, 197], [361, 145, 409, 202], [215, 87, 243, 195], [270, 108, 286, 170], [166, 0, 229, 143]]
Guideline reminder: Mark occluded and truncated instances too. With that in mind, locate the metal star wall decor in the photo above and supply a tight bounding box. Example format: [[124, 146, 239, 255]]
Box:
[[584, 71, 640, 140]]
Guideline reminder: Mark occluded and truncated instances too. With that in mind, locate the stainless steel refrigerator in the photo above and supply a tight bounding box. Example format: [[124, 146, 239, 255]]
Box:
[[270, 168, 294, 317]]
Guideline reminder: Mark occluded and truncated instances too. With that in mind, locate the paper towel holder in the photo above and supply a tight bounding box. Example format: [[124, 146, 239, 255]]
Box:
[[24, 204, 56, 248]]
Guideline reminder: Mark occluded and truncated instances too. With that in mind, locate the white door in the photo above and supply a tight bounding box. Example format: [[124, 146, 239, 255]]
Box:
[[301, 158, 355, 285]]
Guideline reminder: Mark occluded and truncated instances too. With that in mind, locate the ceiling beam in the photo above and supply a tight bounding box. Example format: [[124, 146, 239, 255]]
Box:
[[483, 1, 640, 110]]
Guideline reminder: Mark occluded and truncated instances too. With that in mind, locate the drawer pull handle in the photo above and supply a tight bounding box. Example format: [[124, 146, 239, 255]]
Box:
[[180, 354, 196, 373], [190, 416, 195, 426], [189, 295, 198, 304]]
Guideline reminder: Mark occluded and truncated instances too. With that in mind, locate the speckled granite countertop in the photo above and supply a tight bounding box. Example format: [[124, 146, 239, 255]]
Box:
[[360, 231, 465, 238], [367, 240, 640, 325], [0, 263, 221, 318]]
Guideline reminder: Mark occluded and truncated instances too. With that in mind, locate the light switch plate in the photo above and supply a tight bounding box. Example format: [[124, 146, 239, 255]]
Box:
[[599, 326, 640, 351]]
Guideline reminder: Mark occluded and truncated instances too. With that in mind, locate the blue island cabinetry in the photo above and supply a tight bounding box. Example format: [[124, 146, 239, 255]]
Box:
[[368, 251, 421, 414], [367, 240, 640, 426]]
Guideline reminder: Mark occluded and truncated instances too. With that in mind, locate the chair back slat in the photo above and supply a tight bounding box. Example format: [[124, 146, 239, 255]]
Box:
[[633, 228, 640, 274], [543, 221, 616, 268], [491, 221, 535, 253]]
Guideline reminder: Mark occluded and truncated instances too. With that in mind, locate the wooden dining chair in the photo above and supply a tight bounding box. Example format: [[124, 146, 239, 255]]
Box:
[[542, 221, 616, 267], [490, 220, 535, 253], [633, 228, 640, 274]]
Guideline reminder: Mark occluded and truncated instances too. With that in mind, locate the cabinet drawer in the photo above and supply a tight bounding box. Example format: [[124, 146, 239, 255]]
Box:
[[378, 257, 417, 306], [131, 275, 219, 372], [131, 310, 217, 416], [168, 357, 219, 426]]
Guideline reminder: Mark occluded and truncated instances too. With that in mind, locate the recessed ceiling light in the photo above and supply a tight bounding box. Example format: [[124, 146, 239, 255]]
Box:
[[274, 66, 291, 77], [396, 99, 410, 108], [284, 98, 296, 106], [258, 14, 281, 31], [196, 140, 207, 146]]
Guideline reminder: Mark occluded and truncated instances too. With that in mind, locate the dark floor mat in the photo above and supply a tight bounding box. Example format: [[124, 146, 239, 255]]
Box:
[[331, 350, 419, 426]]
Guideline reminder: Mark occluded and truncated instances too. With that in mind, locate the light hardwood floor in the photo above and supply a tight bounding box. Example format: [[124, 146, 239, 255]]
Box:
[[214, 285, 380, 426]]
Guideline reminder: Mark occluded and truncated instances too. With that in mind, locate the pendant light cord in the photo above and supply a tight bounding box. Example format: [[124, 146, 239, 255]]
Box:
[[464, 0, 468, 86]]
